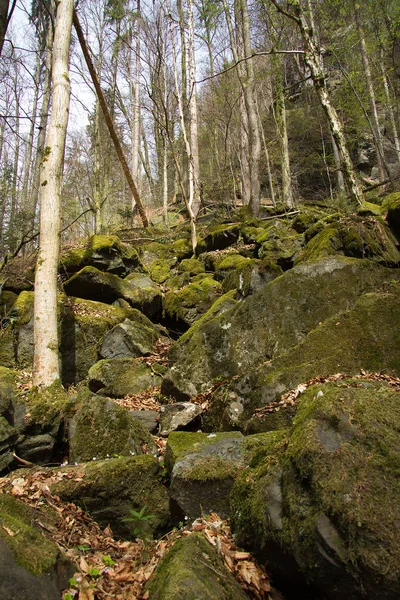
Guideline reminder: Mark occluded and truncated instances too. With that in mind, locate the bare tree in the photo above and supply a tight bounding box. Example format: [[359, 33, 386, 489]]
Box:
[[33, 0, 75, 387]]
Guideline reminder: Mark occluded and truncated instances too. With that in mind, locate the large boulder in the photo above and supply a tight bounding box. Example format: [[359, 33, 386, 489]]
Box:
[[59, 234, 142, 277], [146, 533, 249, 600], [0, 292, 146, 385], [88, 358, 162, 397], [162, 257, 397, 400], [51, 455, 170, 539], [99, 317, 159, 359], [166, 431, 246, 519], [0, 373, 71, 472], [64, 267, 162, 319], [231, 379, 400, 600], [203, 285, 400, 432], [68, 391, 157, 463], [297, 214, 400, 266], [163, 278, 222, 327], [0, 493, 73, 600]]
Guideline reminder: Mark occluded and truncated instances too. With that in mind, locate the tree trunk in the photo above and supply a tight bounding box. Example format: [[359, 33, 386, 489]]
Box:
[[380, 49, 400, 166], [187, 0, 201, 217], [237, 0, 261, 216], [73, 9, 148, 227], [269, 0, 364, 205], [33, 0, 74, 387], [30, 16, 54, 237], [354, 4, 387, 180], [130, 0, 141, 206], [272, 52, 294, 208]]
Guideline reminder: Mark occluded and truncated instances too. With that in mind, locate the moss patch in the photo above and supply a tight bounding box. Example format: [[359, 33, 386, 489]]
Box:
[[0, 493, 62, 576], [146, 533, 248, 600], [69, 393, 156, 462], [163, 278, 222, 326]]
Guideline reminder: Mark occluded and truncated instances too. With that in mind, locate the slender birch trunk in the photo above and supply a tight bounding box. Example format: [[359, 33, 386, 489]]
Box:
[[130, 0, 141, 207], [272, 52, 294, 207], [380, 49, 400, 165], [187, 0, 201, 217], [30, 16, 54, 236], [269, 0, 363, 205], [33, 0, 74, 387]]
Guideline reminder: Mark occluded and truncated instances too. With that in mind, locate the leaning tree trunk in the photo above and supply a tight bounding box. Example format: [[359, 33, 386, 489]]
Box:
[[33, 0, 74, 387]]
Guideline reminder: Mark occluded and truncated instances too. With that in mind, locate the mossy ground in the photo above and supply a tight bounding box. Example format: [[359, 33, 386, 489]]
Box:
[[0, 493, 61, 576]]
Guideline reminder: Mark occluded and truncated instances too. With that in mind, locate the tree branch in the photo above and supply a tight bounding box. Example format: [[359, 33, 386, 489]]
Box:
[[195, 49, 305, 85]]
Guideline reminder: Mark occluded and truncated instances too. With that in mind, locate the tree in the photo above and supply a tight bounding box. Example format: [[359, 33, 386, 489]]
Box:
[[33, 0, 75, 387], [269, 0, 364, 205]]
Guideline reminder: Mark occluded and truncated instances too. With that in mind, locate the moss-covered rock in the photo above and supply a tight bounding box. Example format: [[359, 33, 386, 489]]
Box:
[[69, 392, 156, 462], [64, 267, 162, 318], [163, 278, 222, 327], [162, 257, 397, 400], [382, 191, 400, 237], [161, 291, 238, 400], [51, 455, 170, 539], [196, 223, 240, 254], [59, 234, 141, 277], [0, 292, 145, 384], [123, 273, 162, 317], [177, 258, 205, 275], [298, 215, 400, 266], [231, 380, 400, 600], [88, 357, 162, 397], [140, 239, 192, 284], [0, 291, 17, 318], [146, 533, 249, 600], [357, 201, 383, 217], [221, 259, 282, 297], [0, 493, 73, 600], [166, 431, 246, 519], [202, 283, 400, 432], [100, 317, 159, 359]]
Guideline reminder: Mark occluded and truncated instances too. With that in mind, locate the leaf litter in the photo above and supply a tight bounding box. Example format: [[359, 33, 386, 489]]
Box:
[[0, 468, 274, 600]]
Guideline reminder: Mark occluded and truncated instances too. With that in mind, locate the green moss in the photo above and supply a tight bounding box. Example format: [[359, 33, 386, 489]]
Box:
[[27, 381, 72, 425], [88, 357, 161, 397], [215, 254, 250, 271], [286, 381, 400, 579], [52, 455, 170, 539], [148, 258, 175, 283], [163, 278, 222, 324], [357, 202, 383, 217], [0, 494, 61, 576], [177, 258, 205, 275], [69, 394, 155, 462], [171, 289, 237, 348], [296, 226, 342, 263], [146, 533, 248, 600], [165, 431, 243, 472]]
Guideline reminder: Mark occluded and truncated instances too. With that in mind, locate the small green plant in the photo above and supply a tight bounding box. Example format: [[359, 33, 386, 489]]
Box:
[[121, 505, 157, 538], [63, 594, 74, 600], [87, 567, 101, 578], [76, 544, 91, 553], [102, 555, 116, 567]]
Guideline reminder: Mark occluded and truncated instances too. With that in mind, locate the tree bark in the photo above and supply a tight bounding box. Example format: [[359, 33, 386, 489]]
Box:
[[33, 0, 74, 387], [187, 0, 201, 217], [354, 4, 387, 180], [269, 0, 364, 205]]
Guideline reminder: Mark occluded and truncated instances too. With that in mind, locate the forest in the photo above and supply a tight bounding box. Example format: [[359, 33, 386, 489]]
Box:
[[1, 0, 399, 251], [0, 2, 400, 600]]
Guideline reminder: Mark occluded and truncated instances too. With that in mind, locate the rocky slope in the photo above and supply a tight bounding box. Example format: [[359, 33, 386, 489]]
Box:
[[0, 195, 400, 599]]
